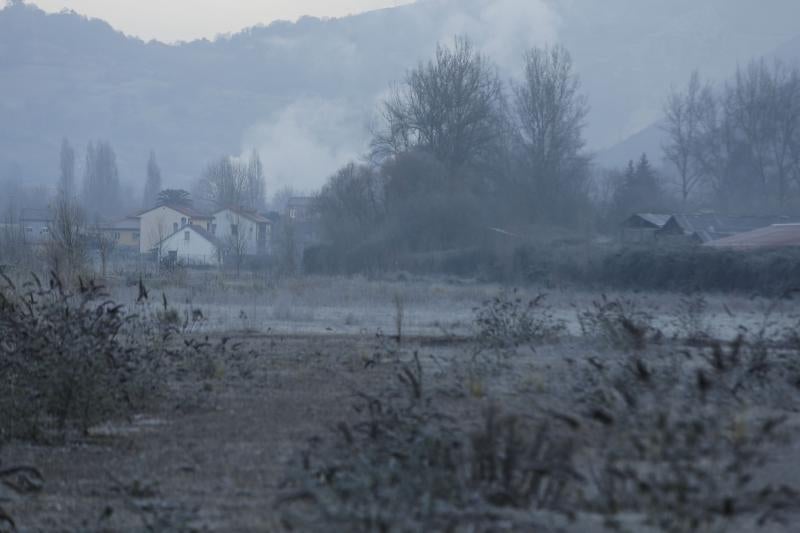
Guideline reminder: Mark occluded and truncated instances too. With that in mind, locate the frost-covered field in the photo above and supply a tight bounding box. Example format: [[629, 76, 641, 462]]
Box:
[[109, 274, 800, 339]]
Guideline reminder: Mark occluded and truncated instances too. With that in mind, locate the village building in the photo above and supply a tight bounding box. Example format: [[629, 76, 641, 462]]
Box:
[[137, 205, 212, 255], [655, 214, 798, 244], [157, 225, 222, 267], [619, 213, 671, 243], [706, 223, 800, 250], [97, 217, 140, 251], [20, 207, 53, 244], [210, 207, 272, 256]]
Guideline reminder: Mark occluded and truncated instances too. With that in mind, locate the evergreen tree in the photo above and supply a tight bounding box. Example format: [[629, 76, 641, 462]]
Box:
[[82, 141, 121, 218], [143, 151, 162, 208]]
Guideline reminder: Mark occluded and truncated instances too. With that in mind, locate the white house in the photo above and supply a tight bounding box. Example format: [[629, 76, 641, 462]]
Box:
[[211, 207, 272, 256], [137, 205, 212, 254], [157, 225, 221, 267]]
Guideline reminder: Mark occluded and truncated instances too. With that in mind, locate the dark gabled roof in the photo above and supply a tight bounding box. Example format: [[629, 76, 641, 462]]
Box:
[[21, 208, 53, 222], [706, 224, 800, 250], [213, 206, 272, 224], [621, 213, 671, 229], [137, 204, 211, 219], [159, 224, 223, 248]]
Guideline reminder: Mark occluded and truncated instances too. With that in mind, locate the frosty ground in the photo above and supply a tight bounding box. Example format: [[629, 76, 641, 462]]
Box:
[[3, 274, 800, 532]]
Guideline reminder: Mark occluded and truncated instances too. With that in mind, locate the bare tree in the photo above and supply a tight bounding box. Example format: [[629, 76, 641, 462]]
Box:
[[94, 230, 116, 278], [224, 214, 247, 277], [59, 138, 76, 200], [245, 149, 267, 211], [662, 71, 712, 206], [196, 156, 247, 209], [142, 151, 163, 209], [315, 162, 384, 245], [47, 195, 87, 281], [512, 45, 590, 223], [372, 36, 506, 175]]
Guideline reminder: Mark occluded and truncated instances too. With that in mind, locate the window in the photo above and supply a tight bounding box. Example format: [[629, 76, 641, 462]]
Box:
[[181, 217, 187, 226], [133, 232, 140, 240], [184, 231, 190, 242], [25, 227, 32, 233], [231, 224, 238, 236], [211, 224, 217, 235], [173, 222, 178, 232], [289, 208, 297, 219]]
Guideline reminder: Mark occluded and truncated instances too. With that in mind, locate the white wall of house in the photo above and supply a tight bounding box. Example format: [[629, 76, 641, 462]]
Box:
[[159, 227, 219, 266], [211, 209, 269, 255], [138, 206, 209, 254]]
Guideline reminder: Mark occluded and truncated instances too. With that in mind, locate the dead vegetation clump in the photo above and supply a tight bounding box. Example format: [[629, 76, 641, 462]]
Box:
[[0, 273, 223, 443], [578, 294, 657, 349], [278, 354, 583, 532], [474, 290, 566, 350], [278, 292, 800, 533]]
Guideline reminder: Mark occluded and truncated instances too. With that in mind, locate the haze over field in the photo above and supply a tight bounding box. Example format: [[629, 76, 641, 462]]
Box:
[[2, 0, 800, 191]]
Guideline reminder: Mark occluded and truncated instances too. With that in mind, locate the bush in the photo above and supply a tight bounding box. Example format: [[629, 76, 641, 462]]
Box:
[[0, 274, 164, 442], [474, 290, 565, 349]]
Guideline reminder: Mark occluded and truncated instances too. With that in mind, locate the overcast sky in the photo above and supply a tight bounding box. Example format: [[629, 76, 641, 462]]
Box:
[[26, 0, 415, 42]]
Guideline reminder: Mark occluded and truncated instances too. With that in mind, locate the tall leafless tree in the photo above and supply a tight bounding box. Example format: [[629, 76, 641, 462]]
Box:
[[372, 36, 506, 175], [662, 71, 713, 206], [512, 45, 590, 223]]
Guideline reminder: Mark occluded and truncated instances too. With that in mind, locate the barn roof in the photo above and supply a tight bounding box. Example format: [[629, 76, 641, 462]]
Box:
[[660, 214, 800, 242], [706, 224, 800, 250], [621, 213, 671, 228]]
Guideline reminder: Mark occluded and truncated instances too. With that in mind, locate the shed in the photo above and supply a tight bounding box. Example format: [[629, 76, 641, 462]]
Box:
[[656, 214, 799, 244], [619, 213, 671, 243]]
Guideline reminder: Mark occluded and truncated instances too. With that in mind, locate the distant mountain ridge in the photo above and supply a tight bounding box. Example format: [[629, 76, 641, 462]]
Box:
[[2, 0, 800, 193]]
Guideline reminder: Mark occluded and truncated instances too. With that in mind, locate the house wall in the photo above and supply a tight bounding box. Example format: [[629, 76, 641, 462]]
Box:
[[212, 209, 268, 255], [139, 207, 209, 254], [102, 228, 140, 249], [21, 220, 51, 244], [159, 228, 219, 266]]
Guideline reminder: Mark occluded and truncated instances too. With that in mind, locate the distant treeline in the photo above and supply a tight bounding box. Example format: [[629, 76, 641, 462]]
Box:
[[304, 242, 800, 296]]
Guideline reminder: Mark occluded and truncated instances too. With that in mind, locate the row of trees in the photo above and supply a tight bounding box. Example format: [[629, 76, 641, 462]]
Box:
[[315, 38, 592, 265], [55, 138, 270, 218], [662, 60, 800, 212]]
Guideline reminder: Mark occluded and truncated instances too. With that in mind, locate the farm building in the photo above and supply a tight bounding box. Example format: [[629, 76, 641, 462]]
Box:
[[97, 217, 140, 250], [137, 204, 212, 254], [706, 224, 800, 250], [210, 207, 272, 256], [20, 208, 53, 244], [157, 225, 221, 267], [656, 214, 798, 244], [619, 213, 671, 243]]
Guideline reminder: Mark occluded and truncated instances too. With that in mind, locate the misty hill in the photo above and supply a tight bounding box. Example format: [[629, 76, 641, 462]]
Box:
[[595, 31, 800, 171], [3, 0, 800, 194]]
